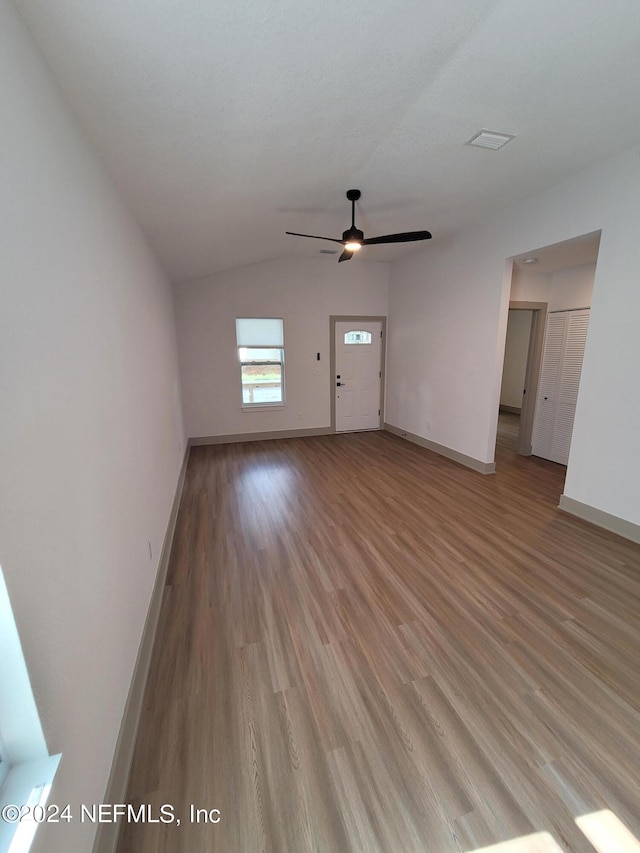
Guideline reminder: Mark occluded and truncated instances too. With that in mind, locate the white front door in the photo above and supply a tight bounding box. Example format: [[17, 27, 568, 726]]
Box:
[[335, 320, 382, 432]]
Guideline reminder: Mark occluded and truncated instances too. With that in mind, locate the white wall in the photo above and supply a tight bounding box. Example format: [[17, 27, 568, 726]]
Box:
[[386, 230, 509, 461], [387, 148, 640, 527], [511, 268, 552, 303], [549, 264, 595, 310], [175, 256, 389, 438], [500, 310, 532, 409], [0, 3, 185, 851], [512, 263, 595, 310]]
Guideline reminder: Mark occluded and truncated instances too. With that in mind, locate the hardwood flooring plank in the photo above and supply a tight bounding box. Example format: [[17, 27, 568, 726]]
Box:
[[118, 427, 640, 852]]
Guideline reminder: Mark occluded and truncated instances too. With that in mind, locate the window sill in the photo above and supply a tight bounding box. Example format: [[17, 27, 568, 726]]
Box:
[[0, 754, 61, 851], [241, 404, 286, 412], [0, 566, 62, 851]]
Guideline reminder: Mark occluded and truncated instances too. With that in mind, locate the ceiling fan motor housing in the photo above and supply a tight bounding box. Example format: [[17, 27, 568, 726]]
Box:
[[343, 227, 364, 242]]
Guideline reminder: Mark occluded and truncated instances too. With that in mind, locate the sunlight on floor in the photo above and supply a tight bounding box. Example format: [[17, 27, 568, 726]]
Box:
[[575, 810, 640, 853], [468, 810, 640, 853]]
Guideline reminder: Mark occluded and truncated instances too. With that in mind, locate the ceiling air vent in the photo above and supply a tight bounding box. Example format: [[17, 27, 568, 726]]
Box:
[[465, 129, 516, 150], [319, 249, 338, 255]]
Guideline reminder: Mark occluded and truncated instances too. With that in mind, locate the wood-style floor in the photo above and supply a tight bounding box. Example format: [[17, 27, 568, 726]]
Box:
[[118, 420, 640, 852]]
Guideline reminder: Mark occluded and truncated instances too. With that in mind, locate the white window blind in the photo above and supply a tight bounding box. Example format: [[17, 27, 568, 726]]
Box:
[[236, 318, 284, 347]]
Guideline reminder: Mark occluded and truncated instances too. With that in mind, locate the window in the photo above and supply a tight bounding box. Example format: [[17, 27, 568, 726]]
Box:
[[344, 330, 372, 345], [235, 318, 285, 406], [0, 566, 61, 853]]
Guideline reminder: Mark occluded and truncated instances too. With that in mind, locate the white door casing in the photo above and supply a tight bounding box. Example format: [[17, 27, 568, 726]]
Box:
[[334, 320, 383, 432]]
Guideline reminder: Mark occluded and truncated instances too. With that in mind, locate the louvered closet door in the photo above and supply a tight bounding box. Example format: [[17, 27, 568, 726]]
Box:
[[532, 309, 590, 465]]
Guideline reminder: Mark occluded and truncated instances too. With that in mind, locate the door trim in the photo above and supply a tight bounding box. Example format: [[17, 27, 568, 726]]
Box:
[[330, 315, 387, 433], [508, 301, 547, 455]]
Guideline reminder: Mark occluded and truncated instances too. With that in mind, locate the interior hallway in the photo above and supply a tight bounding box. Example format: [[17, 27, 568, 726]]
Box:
[[497, 410, 522, 453], [118, 429, 640, 852]]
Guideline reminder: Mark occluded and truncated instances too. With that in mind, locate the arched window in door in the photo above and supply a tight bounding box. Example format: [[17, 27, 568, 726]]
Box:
[[344, 330, 372, 345]]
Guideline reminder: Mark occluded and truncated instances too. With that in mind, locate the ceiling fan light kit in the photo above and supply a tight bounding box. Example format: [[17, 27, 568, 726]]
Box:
[[286, 189, 432, 262]]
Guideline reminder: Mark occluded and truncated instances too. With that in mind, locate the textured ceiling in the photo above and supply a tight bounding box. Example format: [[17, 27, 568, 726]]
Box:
[[512, 231, 601, 274], [13, 0, 640, 282]]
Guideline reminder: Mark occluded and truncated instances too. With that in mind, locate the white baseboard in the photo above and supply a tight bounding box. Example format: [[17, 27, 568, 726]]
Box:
[[558, 495, 640, 545], [190, 426, 332, 445], [92, 445, 191, 853], [384, 423, 495, 475]]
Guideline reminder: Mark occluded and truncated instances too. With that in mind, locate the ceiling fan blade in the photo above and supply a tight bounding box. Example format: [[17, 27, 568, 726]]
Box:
[[285, 231, 344, 244], [338, 250, 353, 263], [361, 230, 432, 245]]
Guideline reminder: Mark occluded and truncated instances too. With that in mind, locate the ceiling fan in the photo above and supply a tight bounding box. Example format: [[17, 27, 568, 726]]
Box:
[[286, 189, 432, 262]]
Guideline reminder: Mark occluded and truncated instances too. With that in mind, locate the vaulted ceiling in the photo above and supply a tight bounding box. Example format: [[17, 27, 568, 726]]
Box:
[[14, 0, 640, 282]]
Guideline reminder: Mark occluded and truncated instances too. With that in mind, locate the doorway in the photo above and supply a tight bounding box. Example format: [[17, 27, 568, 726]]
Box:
[[501, 302, 547, 455], [498, 230, 600, 461], [330, 316, 386, 432]]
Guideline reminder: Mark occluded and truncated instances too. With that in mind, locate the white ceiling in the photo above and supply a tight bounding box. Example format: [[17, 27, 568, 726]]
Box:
[[14, 0, 640, 283], [512, 230, 601, 274]]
